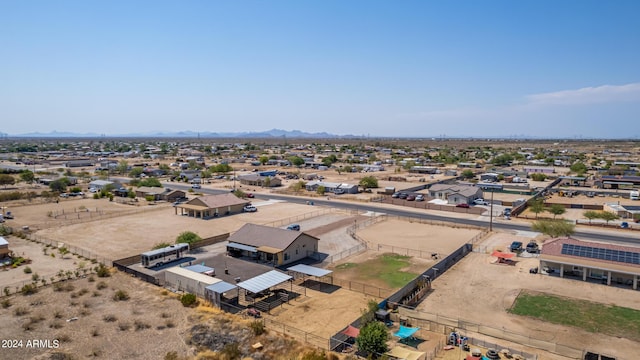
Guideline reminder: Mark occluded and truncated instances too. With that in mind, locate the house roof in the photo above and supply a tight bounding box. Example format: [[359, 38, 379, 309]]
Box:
[[227, 223, 318, 251], [89, 180, 114, 186], [0, 237, 8, 246], [430, 184, 480, 198], [136, 186, 166, 195], [541, 237, 640, 272], [165, 267, 222, 286], [187, 193, 249, 209]]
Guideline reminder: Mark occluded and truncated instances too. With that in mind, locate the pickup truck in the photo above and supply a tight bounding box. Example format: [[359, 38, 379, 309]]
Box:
[[473, 199, 489, 206]]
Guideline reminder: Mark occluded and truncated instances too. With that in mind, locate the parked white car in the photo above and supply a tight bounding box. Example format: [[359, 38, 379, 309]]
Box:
[[473, 198, 489, 206], [243, 205, 257, 212]]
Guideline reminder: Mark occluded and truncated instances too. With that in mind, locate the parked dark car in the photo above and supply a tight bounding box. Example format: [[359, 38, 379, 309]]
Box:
[[398, 193, 408, 199], [287, 224, 300, 231], [510, 241, 523, 252], [525, 242, 539, 253], [456, 203, 470, 208]]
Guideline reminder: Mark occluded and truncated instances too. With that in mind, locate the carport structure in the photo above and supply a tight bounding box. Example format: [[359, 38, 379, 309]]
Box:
[[237, 270, 294, 312], [287, 264, 334, 294], [205, 281, 238, 308]]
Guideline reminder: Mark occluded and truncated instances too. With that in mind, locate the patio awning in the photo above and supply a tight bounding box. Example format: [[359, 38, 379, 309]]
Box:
[[287, 264, 333, 277], [177, 204, 209, 211], [227, 242, 258, 253], [256, 246, 282, 254], [205, 281, 238, 294], [394, 325, 419, 339], [491, 251, 516, 259], [341, 325, 360, 338], [237, 270, 292, 294]]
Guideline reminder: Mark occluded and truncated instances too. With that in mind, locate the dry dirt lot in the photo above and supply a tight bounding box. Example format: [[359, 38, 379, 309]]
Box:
[[0, 271, 193, 360], [415, 231, 640, 360], [20, 199, 350, 260], [0, 236, 85, 292]]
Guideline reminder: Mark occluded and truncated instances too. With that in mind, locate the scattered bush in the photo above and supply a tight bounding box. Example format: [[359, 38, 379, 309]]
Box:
[[179, 293, 197, 307], [118, 322, 130, 331], [88, 275, 95, 282], [134, 320, 151, 331], [220, 343, 241, 360], [23, 266, 32, 274], [49, 321, 63, 329], [96, 264, 110, 278], [91, 328, 99, 337], [113, 290, 130, 301], [58, 334, 72, 343], [249, 320, 266, 336], [164, 352, 179, 360], [165, 320, 175, 328], [1, 299, 11, 308], [78, 288, 89, 296], [21, 284, 37, 295], [96, 281, 108, 290], [14, 307, 30, 316], [103, 314, 117, 322]]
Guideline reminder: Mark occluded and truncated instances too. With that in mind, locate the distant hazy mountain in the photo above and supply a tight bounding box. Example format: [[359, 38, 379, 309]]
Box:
[[13, 129, 356, 139]]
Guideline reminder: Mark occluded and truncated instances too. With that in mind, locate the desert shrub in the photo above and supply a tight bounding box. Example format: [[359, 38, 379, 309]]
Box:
[[96, 264, 110, 277], [69, 301, 78, 307], [165, 320, 175, 328], [91, 328, 99, 337], [1, 299, 11, 308], [220, 343, 241, 360], [103, 314, 117, 322], [249, 320, 266, 336], [118, 322, 130, 331], [164, 352, 179, 360], [88, 275, 95, 282], [14, 307, 30, 316], [58, 334, 72, 343], [301, 350, 329, 360], [161, 312, 170, 318], [161, 290, 168, 296], [134, 320, 151, 331], [23, 266, 32, 274], [49, 321, 63, 329], [96, 281, 108, 290], [78, 288, 89, 296], [179, 293, 197, 307], [21, 284, 38, 295], [113, 290, 129, 301], [92, 291, 100, 297]]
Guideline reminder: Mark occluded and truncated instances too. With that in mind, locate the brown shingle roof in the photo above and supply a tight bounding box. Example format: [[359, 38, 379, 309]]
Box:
[[228, 223, 318, 251], [188, 193, 249, 209]]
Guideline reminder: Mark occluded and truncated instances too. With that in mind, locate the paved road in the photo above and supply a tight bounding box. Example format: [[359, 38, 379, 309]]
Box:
[[165, 182, 640, 245]]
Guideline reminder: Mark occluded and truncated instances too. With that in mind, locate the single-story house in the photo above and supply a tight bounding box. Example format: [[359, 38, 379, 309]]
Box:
[[179, 170, 201, 181], [65, 159, 94, 168], [480, 173, 499, 182], [0, 237, 10, 259], [540, 237, 640, 290], [237, 174, 282, 187], [226, 223, 320, 266], [89, 180, 120, 191], [305, 181, 358, 194], [428, 184, 483, 205], [523, 166, 555, 175], [409, 166, 438, 174], [175, 193, 249, 219]]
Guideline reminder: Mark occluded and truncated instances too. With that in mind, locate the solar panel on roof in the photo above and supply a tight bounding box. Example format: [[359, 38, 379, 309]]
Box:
[[561, 244, 640, 265]]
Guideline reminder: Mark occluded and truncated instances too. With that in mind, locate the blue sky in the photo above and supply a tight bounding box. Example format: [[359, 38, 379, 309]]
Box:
[[1, 1, 639, 138]]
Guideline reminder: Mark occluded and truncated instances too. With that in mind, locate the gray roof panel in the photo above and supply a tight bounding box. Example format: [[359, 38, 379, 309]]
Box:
[[237, 270, 292, 294]]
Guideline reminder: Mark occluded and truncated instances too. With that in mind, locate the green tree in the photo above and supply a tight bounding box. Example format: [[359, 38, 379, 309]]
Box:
[[117, 160, 129, 174], [49, 179, 68, 193], [359, 176, 379, 189], [129, 167, 144, 178], [531, 220, 575, 238], [599, 211, 619, 225], [20, 170, 35, 184], [175, 231, 201, 245], [528, 199, 545, 219], [316, 185, 326, 195], [583, 210, 600, 224], [288, 156, 305, 167], [530, 173, 547, 181], [259, 156, 269, 165], [291, 180, 306, 193], [461, 169, 475, 179], [547, 204, 566, 219], [0, 174, 16, 188], [356, 321, 389, 357], [570, 161, 587, 175], [139, 178, 162, 187]]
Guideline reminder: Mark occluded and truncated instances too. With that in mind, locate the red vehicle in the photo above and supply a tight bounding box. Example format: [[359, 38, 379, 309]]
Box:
[[456, 203, 470, 208], [246, 193, 254, 198]]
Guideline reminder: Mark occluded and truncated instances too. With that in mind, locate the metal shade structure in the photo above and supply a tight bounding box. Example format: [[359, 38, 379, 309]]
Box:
[[287, 264, 333, 278], [237, 270, 292, 294]]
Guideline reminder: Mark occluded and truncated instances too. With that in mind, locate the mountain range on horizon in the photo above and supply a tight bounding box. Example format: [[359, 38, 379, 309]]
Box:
[[0, 129, 634, 140]]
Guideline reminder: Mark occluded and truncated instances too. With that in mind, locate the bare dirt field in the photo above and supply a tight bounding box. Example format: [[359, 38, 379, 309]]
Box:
[[0, 271, 193, 360], [22, 199, 348, 260], [415, 231, 640, 360], [0, 236, 85, 292]]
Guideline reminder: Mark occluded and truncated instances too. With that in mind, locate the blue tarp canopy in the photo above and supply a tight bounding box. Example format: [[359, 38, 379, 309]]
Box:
[[394, 325, 420, 339], [227, 242, 258, 253]]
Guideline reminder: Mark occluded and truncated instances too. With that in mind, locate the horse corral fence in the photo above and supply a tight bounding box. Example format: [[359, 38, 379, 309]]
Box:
[[26, 233, 113, 266]]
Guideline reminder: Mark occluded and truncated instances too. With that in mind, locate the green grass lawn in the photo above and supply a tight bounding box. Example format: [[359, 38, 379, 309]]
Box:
[[334, 253, 418, 289], [510, 291, 640, 341]]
